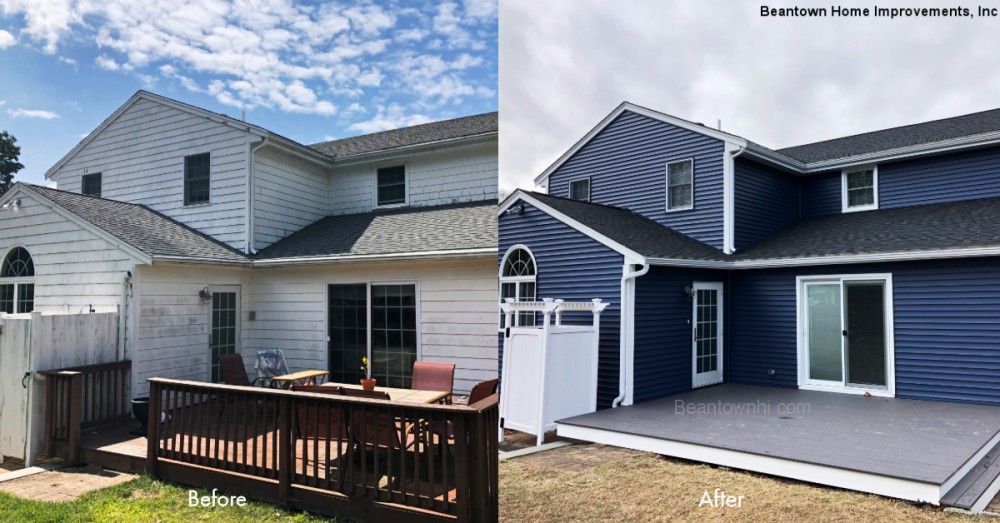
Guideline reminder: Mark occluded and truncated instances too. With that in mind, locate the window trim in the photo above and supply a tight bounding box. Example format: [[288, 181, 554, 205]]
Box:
[[183, 152, 212, 207], [498, 244, 538, 330], [568, 177, 591, 202], [841, 164, 879, 213], [81, 172, 102, 197], [665, 158, 695, 212], [0, 246, 35, 314], [374, 163, 409, 208]]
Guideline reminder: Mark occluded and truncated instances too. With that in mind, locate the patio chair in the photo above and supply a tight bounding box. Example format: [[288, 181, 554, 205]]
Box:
[[219, 353, 266, 387], [411, 362, 456, 404], [342, 388, 417, 450], [254, 349, 291, 388], [292, 385, 348, 440], [424, 378, 500, 447]]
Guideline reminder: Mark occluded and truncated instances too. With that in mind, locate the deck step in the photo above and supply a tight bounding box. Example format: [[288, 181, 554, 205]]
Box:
[[941, 438, 1000, 510]]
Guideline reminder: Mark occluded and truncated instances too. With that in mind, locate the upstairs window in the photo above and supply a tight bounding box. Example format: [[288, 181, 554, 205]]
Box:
[[184, 153, 211, 205], [666, 159, 694, 211], [81, 172, 102, 197], [569, 178, 591, 202], [0, 247, 34, 314], [499, 246, 537, 329], [376, 165, 406, 206], [842, 166, 878, 212]]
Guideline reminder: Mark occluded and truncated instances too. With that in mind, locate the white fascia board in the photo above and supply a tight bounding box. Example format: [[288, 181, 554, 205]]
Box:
[[249, 248, 495, 267], [651, 245, 1000, 270], [500, 190, 646, 265], [646, 257, 730, 269], [533, 102, 748, 186], [330, 133, 497, 167], [151, 255, 249, 267]]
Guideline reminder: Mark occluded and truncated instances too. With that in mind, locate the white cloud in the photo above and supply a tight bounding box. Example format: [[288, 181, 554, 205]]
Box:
[[0, 30, 15, 49], [57, 56, 77, 65], [347, 104, 432, 134], [95, 54, 119, 70], [7, 108, 60, 119], [396, 28, 428, 42], [463, 0, 497, 19]]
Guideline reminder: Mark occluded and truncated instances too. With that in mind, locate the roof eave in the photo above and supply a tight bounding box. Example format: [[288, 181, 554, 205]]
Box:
[[251, 247, 495, 267], [327, 132, 497, 167]]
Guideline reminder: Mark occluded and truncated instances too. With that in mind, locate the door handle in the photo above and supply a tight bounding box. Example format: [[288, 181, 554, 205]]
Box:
[[842, 330, 848, 336]]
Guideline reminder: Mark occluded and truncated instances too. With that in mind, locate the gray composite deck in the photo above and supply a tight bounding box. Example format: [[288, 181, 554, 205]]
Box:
[[558, 384, 1000, 485]]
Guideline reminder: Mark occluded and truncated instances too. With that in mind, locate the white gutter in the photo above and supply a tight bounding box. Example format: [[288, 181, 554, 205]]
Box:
[[722, 144, 746, 254], [245, 137, 268, 255], [251, 248, 495, 267], [612, 261, 649, 408]]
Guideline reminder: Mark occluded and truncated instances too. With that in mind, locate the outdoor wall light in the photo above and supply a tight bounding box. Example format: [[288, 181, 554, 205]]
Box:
[[684, 285, 695, 299], [1, 198, 22, 211], [198, 286, 213, 303], [505, 204, 523, 216]]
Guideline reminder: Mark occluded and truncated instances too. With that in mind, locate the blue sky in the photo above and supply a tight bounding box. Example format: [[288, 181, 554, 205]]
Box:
[[0, 0, 497, 185]]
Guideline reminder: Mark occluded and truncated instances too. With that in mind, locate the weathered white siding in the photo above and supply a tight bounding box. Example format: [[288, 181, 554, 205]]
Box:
[[244, 257, 497, 394], [49, 97, 251, 249], [253, 147, 330, 250], [328, 141, 497, 215], [132, 263, 248, 395], [0, 193, 139, 313]]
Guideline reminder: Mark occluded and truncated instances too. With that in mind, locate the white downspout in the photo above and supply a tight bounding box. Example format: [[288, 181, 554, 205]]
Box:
[[612, 261, 649, 408], [245, 137, 268, 255], [723, 144, 746, 254], [117, 270, 132, 361]]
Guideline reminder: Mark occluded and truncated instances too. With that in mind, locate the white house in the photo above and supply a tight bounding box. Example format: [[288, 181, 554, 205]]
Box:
[[0, 91, 498, 396]]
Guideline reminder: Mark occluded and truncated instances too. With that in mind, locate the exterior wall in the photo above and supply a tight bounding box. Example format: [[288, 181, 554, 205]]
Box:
[[733, 157, 800, 250], [545, 111, 726, 249], [499, 202, 624, 408], [880, 147, 1000, 208], [728, 257, 1000, 405], [253, 147, 330, 250], [0, 192, 139, 313], [633, 266, 728, 403], [132, 263, 248, 395], [799, 170, 841, 217], [243, 257, 497, 394], [327, 140, 497, 216], [49, 97, 251, 249]]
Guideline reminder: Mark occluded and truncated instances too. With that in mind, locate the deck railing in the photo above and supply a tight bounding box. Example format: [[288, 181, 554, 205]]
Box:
[[41, 360, 132, 463], [147, 377, 499, 523]]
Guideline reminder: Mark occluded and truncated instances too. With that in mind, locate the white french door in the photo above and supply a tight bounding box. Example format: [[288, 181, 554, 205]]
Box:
[[692, 282, 724, 388], [798, 274, 894, 396]]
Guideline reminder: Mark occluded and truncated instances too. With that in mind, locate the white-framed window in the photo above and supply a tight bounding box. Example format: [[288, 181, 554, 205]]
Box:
[[0, 246, 34, 314], [569, 177, 591, 202], [666, 159, 694, 212], [184, 153, 211, 205], [376, 165, 407, 207], [499, 245, 537, 329], [81, 172, 102, 197], [842, 165, 878, 212]]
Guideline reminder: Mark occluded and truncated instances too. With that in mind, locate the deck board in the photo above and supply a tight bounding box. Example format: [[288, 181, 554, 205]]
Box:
[[557, 384, 1000, 484]]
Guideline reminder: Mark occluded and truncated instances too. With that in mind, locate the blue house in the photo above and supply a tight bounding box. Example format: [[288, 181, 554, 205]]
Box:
[[499, 103, 1000, 510]]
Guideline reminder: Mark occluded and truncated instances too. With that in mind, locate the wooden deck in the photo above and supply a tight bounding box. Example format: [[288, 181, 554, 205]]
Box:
[[557, 384, 1000, 510]]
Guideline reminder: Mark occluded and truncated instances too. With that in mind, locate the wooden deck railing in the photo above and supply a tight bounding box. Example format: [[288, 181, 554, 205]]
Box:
[[147, 377, 498, 523], [41, 360, 132, 463]]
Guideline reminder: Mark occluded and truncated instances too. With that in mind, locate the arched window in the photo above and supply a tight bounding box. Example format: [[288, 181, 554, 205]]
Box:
[[0, 247, 34, 313], [500, 246, 536, 328]]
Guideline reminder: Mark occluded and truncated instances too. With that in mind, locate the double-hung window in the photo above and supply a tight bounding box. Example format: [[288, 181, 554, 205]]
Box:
[[81, 172, 102, 197], [569, 178, 591, 202], [842, 166, 878, 212], [666, 159, 694, 211], [376, 165, 406, 206], [184, 153, 211, 205]]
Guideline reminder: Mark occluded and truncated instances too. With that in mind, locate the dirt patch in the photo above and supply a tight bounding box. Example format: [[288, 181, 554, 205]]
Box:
[[0, 465, 136, 502], [513, 443, 642, 473], [500, 429, 560, 453]]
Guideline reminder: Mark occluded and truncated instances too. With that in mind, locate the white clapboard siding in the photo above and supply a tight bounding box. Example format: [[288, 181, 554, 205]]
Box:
[[132, 264, 247, 396], [243, 257, 497, 394], [253, 147, 330, 249], [48, 97, 250, 249], [0, 194, 140, 313], [328, 140, 498, 215]]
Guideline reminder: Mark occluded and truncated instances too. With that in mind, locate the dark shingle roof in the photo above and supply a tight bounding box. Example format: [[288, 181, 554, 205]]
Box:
[[26, 185, 248, 262], [525, 192, 727, 261], [309, 112, 497, 157], [777, 108, 1000, 164], [735, 197, 1000, 261], [254, 201, 497, 260]]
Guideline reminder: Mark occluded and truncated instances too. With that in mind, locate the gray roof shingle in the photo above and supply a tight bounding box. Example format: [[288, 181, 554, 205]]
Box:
[[26, 184, 248, 262], [525, 192, 727, 261], [309, 112, 497, 158], [777, 108, 1000, 164], [254, 201, 497, 260]]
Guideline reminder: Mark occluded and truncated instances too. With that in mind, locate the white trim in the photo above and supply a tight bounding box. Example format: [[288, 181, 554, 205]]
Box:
[[665, 158, 694, 212], [207, 285, 241, 382], [841, 164, 879, 213], [796, 273, 895, 397], [722, 144, 743, 254], [499, 191, 646, 265], [556, 423, 942, 504], [373, 162, 409, 209], [567, 177, 591, 202], [691, 282, 724, 388], [250, 248, 494, 267]]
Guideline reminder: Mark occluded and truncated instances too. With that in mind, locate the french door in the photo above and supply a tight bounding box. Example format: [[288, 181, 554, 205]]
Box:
[[800, 275, 894, 396], [692, 282, 724, 388], [209, 287, 240, 383]]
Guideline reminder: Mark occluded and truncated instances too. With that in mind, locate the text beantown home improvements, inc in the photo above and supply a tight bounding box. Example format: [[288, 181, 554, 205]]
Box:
[[759, 5, 993, 19]]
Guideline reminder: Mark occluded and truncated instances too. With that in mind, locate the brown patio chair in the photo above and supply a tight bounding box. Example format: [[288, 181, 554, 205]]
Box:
[[412, 361, 456, 404], [425, 378, 500, 446], [219, 353, 265, 387], [342, 388, 417, 450], [292, 385, 347, 440]]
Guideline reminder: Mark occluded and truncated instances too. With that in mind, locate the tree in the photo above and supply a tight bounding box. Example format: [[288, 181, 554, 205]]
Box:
[[0, 131, 24, 197]]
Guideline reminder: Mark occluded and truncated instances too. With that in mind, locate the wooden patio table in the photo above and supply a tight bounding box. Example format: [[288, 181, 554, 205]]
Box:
[[271, 369, 329, 389], [322, 381, 448, 404]]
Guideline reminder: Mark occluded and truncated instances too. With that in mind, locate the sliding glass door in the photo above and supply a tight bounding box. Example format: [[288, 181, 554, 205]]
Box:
[[801, 275, 893, 395]]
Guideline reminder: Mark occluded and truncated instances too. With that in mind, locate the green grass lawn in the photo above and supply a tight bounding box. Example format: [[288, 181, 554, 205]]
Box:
[[0, 476, 338, 523]]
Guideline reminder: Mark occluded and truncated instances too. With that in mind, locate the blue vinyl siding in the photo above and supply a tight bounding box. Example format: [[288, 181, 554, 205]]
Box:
[[733, 157, 800, 250], [499, 201, 624, 408], [728, 257, 1000, 405], [633, 266, 728, 402], [546, 110, 726, 249], [799, 170, 841, 217], [881, 147, 1000, 208]]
